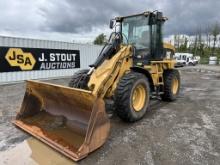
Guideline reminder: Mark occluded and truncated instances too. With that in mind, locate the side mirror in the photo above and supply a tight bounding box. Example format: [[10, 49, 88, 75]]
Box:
[[109, 19, 114, 29]]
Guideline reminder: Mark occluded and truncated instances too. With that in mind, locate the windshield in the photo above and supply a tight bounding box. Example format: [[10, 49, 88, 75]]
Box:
[[122, 15, 150, 50]]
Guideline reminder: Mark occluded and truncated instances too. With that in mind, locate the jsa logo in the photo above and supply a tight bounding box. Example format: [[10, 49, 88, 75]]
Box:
[[5, 48, 36, 70]]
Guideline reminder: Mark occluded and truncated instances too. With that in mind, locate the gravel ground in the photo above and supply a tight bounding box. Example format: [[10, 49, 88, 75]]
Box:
[[0, 67, 220, 165]]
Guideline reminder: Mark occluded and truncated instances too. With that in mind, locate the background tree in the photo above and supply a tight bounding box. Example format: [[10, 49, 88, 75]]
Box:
[[193, 34, 198, 56], [93, 33, 106, 45], [205, 25, 211, 51], [179, 36, 188, 52], [211, 23, 220, 56], [197, 27, 205, 56]]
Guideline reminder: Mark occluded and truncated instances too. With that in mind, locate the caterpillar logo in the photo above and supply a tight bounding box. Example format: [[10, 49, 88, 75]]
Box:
[[5, 48, 36, 70]]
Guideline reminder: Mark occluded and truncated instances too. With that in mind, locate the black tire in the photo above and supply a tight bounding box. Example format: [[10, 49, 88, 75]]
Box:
[[68, 69, 90, 89], [161, 69, 180, 101], [114, 72, 150, 122]]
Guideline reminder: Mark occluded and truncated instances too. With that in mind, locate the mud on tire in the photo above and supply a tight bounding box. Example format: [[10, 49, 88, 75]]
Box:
[[68, 69, 90, 89]]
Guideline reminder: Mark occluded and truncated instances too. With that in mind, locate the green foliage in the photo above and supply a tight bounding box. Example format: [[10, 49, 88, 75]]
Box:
[[174, 22, 220, 62], [179, 37, 188, 52], [93, 33, 106, 45], [211, 23, 220, 55]]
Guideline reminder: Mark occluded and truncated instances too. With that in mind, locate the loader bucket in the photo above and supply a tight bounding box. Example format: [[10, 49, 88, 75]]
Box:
[[13, 80, 110, 161]]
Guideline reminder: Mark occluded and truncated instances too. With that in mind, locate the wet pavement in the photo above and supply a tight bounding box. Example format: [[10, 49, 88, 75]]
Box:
[[0, 138, 75, 165], [0, 67, 220, 165]]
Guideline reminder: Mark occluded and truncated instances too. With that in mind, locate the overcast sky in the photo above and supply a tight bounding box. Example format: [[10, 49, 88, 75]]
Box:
[[0, 0, 219, 43]]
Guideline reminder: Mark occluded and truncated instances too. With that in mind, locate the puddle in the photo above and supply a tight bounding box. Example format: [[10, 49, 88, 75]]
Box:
[[0, 138, 77, 165], [184, 87, 207, 92], [201, 76, 211, 80]]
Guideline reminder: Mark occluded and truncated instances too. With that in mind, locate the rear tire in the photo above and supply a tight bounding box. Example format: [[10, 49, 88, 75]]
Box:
[[114, 72, 150, 122], [161, 69, 180, 101], [68, 69, 90, 89]]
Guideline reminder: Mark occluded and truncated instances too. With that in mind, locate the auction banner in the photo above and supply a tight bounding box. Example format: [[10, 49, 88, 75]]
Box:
[[0, 47, 80, 72]]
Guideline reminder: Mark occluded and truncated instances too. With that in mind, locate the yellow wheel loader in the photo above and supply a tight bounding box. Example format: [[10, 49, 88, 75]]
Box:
[[14, 11, 180, 161]]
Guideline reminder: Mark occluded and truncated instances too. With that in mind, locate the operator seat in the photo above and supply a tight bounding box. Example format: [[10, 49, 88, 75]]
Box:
[[139, 31, 149, 48]]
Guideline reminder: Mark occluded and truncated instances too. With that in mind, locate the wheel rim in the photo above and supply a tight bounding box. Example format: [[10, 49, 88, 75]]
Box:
[[132, 84, 146, 112], [172, 77, 179, 95]]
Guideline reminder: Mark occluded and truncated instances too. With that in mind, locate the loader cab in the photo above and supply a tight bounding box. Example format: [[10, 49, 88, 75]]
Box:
[[114, 11, 166, 66]]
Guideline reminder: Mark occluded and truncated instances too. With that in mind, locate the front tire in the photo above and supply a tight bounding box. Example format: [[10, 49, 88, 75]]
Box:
[[114, 72, 150, 122], [161, 69, 180, 101], [68, 69, 90, 89]]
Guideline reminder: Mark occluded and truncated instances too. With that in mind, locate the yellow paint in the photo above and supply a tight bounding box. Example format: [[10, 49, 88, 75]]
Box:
[[143, 60, 175, 86], [88, 45, 133, 97], [163, 42, 175, 52], [132, 84, 147, 111], [5, 48, 36, 70], [172, 77, 179, 95], [88, 44, 176, 98]]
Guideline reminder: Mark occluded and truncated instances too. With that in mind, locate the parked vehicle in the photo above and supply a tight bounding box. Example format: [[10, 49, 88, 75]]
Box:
[[209, 56, 218, 65], [174, 53, 199, 67]]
